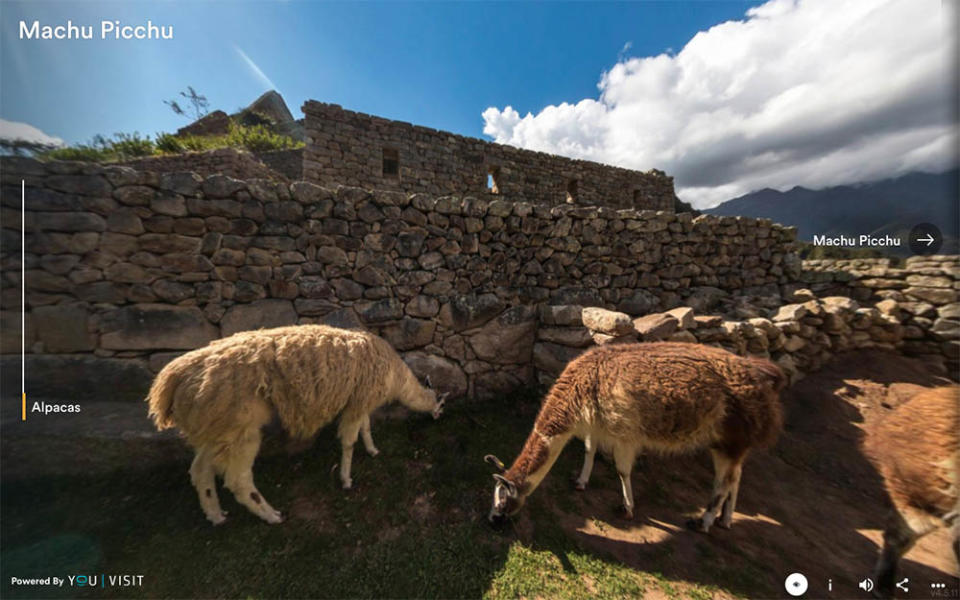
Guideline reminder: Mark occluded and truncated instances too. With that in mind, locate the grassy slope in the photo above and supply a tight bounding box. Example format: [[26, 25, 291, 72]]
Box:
[[1, 391, 731, 600]]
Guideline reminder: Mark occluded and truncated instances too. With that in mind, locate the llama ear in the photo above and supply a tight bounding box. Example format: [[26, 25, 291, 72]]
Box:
[[492, 474, 517, 496], [484, 454, 506, 472]]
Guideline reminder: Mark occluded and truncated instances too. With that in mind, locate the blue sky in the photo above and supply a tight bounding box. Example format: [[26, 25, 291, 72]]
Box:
[[2, 1, 955, 207], [1, 1, 761, 145]]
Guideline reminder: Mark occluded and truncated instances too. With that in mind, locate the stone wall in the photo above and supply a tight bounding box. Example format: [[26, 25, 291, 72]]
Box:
[[257, 149, 303, 181], [303, 101, 676, 211], [533, 292, 912, 388], [116, 148, 289, 182], [1, 158, 799, 401], [799, 257, 958, 370]]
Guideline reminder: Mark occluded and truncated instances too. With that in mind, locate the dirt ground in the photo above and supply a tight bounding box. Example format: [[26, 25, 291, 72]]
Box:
[[502, 349, 959, 598], [2, 348, 958, 599]]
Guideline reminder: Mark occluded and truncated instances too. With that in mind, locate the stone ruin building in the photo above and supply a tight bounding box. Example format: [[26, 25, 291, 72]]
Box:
[[301, 101, 677, 211]]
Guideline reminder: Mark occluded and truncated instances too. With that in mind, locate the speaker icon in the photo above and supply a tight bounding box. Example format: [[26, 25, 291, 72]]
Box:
[[859, 578, 875, 593]]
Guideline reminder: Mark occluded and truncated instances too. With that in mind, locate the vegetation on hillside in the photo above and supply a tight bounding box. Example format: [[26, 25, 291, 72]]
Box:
[[38, 122, 303, 163]]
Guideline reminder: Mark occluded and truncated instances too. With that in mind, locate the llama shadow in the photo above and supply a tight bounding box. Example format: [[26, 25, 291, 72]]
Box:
[[483, 349, 958, 598]]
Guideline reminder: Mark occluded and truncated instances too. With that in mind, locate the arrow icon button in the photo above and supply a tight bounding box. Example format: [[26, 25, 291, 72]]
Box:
[[908, 223, 942, 255]]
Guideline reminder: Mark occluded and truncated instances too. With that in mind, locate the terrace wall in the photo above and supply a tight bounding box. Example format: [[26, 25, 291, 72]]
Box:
[[1, 157, 794, 401]]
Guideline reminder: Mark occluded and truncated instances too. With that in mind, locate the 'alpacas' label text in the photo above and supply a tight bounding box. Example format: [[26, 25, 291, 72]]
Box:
[[31, 402, 81, 415]]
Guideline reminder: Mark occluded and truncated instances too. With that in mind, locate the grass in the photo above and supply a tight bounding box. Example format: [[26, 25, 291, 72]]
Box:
[[39, 123, 303, 163], [1, 391, 738, 599]]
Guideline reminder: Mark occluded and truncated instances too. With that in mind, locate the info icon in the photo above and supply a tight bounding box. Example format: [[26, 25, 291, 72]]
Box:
[[785, 572, 808, 597], [909, 223, 943, 255]]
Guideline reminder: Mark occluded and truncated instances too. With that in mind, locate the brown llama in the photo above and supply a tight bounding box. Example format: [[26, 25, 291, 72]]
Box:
[[146, 325, 446, 525], [486, 342, 786, 532], [865, 385, 958, 598]]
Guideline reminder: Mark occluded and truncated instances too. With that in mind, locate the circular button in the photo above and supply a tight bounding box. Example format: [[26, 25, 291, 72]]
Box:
[[785, 572, 808, 597], [909, 223, 943, 255]]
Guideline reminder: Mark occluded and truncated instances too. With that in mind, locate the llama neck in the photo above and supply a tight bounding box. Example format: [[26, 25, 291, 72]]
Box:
[[505, 380, 581, 497], [505, 429, 573, 498], [396, 365, 433, 413]]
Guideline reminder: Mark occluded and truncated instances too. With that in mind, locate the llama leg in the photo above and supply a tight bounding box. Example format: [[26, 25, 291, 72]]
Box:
[[696, 448, 735, 533], [222, 430, 283, 524], [361, 414, 379, 457], [717, 458, 745, 529], [338, 418, 362, 489], [574, 435, 597, 491], [873, 507, 938, 596], [190, 446, 226, 525], [613, 444, 636, 519]]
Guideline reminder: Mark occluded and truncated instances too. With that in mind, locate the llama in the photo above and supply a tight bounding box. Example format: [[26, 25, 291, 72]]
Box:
[[486, 342, 785, 532], [865, 385, 958, 598], [146, 324, 446, 525]]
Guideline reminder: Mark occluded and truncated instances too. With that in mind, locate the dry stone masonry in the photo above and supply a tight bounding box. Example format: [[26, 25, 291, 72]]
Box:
[[801, 257, 959, 369], [117, 148, 298, 182], [1, 157, 956, 404], [303, 101, 676, 211], [534, 293, 911, 388]]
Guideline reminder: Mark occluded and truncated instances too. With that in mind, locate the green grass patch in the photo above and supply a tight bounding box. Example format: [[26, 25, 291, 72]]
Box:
[[1, 392, 743, 599], [39, 123, 303, 163]]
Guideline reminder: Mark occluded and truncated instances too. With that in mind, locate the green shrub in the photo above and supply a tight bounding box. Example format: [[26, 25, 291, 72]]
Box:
[[108, 132, 155, 159], [41, 145, 111, 162], [225, 122, 301, 152], [176, 134, 220, 152], [38, 122, 302, 163], [154, 132, 186, 153]]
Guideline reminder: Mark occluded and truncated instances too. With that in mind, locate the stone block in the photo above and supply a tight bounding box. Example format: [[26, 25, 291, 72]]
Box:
[[633, 313, 679, 341], [403, 351, 468, 399], [581, 307, 634, 336], [537, 326, 593, 347], [533, 341, 584, 375], [101, 304, 218, 350], [33, 303, 94, 352], [381, 318, 436, 351], [469, 306, 536, 364], [665, 306, 695, 330], [221, 299, 297, 336], [438, 294, 505, 331], [538, 304, 583, 326], [0, 311, 34, 354], [773, 303, 808, 322]]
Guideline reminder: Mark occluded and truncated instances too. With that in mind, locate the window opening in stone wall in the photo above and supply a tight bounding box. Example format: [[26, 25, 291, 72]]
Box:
[[566, 179, 579, 203], [382, 148, 399, 178], [487, 166, 501, 194], [633, 189, 642, 204]]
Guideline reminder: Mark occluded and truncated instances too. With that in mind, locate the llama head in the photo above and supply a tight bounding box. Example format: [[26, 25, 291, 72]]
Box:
[[421, 376, 447, 419], [485, 454, 524, 523], [399, 373, 448, 417]]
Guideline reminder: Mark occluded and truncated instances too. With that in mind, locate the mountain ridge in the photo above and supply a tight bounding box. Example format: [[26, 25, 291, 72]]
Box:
[[703, 169, 959, 257]]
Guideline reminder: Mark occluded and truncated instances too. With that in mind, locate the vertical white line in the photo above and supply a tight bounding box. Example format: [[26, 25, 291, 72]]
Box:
[[21, 179, 25, 420]]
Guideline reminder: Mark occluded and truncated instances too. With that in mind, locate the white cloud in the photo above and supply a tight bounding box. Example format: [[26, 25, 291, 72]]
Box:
[[234, 45, 279, 93], [0, 119, 64, 148], [482, 0, 957, 209]]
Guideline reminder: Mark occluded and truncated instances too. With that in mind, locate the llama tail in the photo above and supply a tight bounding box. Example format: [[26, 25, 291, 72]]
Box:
[[145, 359, 186, 430]]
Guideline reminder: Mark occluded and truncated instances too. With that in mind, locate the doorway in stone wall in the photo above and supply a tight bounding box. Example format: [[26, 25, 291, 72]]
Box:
[[487, 166, 501, 194], [382, 148, 399, 178], [566, 179, 579, 203]]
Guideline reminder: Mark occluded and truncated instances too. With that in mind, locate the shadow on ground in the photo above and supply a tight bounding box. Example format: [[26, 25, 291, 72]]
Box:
[[1, 349, 957, 599]]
